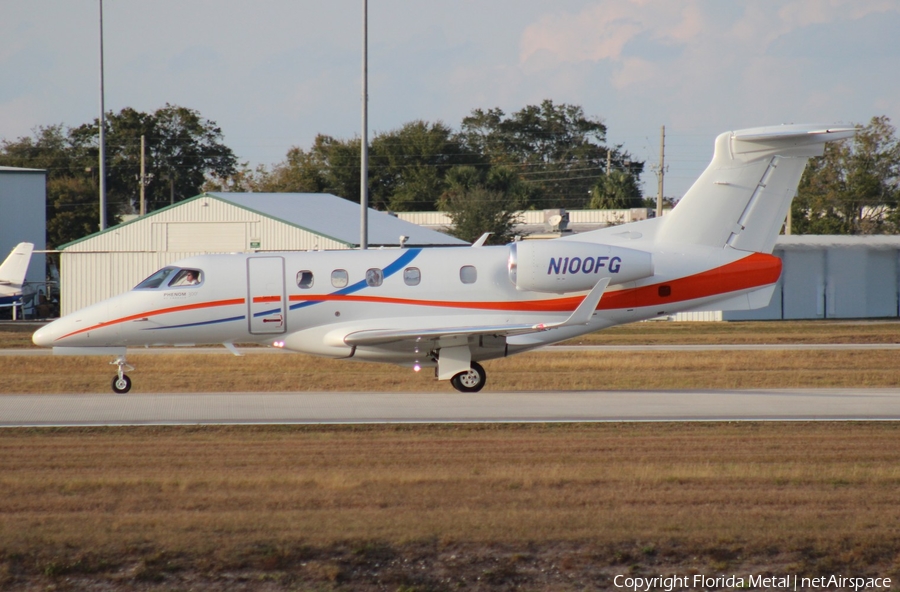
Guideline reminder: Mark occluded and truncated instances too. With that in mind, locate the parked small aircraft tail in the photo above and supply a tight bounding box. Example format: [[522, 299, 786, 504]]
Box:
[[0, 242, 34, 305], [656, 125, 856, 252]]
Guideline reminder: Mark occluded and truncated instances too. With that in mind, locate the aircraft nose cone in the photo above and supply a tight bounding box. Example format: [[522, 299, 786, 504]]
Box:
[[32, 323, 58, 347]]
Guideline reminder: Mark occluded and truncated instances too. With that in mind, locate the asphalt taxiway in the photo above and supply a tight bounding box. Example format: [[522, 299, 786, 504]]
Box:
[[2, 388, 899, 426]]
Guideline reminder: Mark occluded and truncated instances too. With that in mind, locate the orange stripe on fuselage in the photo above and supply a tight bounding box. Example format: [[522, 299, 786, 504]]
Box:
[[288, 252, 782, 313], [252, 295, 282, 303], [57, 298, 246, 341], [601, 251, 781, 310]]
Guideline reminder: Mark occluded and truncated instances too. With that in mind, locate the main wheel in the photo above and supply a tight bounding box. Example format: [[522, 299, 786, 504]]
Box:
[[112, 374, 132, 394], [450, 362, 486, 393]]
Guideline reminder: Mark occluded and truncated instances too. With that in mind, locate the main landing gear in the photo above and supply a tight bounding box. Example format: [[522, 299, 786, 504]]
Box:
[[450, 361, 487, 393], [110, 355, 134, 394]]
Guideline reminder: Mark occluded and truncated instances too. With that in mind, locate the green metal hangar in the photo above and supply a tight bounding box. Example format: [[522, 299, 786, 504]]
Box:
[[58, 192, 466, 315]]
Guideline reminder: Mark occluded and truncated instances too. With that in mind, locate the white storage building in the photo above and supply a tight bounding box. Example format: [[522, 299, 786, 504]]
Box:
[[723, 235, 900, 321], [58, 192, 466, 314]]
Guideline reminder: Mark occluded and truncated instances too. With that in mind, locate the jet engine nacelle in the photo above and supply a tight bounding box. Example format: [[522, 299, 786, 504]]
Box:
[[508, 240, 654, 293]]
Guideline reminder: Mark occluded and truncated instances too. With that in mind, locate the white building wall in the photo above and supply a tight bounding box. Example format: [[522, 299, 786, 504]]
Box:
[[395, 208, 652, 228], [782, 250, 826, 319], [0, 168, 46, 285], [725, 241, 900, 321], [866, 250, 898, 318]]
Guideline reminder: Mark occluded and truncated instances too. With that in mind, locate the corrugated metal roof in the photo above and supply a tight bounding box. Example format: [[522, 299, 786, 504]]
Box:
[[0, 166, 45, 173], [60, 192, 467, 249], [206, 193, 466, 247]]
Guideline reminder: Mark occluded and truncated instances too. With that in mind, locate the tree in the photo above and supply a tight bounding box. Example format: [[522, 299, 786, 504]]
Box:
[[589, 170, 643, 210], [71, 104, 238, 215], [369, 121, 471, 211], [245, 147, 327, 194], [251, 122, 471, 211], [460, 100, 644, 209], [439, 165, 526, 244], [792, 116, 900, 234]]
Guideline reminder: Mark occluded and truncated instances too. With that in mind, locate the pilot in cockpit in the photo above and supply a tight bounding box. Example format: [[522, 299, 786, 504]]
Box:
[[169, 269, 202, 287]]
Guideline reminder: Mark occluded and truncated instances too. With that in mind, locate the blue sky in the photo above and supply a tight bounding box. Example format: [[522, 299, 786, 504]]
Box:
[[3, 0, 898, 199]]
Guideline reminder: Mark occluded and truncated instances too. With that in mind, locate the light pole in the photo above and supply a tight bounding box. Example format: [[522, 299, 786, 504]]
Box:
[[98, 0, 107, 230], [360, 0, 368, 250]]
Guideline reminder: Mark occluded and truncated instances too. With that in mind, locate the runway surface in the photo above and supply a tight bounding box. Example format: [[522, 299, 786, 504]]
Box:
[[2, 388, 899, 426]]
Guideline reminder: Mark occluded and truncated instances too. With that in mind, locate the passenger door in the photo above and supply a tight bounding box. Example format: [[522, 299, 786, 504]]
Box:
[[247, 256, 286, 335]]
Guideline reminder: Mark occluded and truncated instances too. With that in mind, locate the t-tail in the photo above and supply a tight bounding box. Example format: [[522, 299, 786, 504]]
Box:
[[0, 242, 34, 288], [656, 124, 856, 253]]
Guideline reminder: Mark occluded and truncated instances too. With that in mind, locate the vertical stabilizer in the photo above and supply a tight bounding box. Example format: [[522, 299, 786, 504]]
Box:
[[656, 125, 855, 253], [0, 243, 34, 287]]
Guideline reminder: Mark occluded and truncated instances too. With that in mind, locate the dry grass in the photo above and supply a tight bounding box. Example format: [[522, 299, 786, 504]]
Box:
[[1, 423, 899, 588], [566, 319, 900, 345], [2, 348, 900, 393]]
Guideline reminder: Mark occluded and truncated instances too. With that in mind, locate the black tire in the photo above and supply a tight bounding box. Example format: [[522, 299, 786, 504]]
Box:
[[450, 361, 486, 393], [112, 374, 132, 394]]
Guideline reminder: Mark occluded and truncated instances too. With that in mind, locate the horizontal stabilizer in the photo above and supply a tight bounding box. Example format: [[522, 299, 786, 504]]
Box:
[[657, 124, 856, 253]]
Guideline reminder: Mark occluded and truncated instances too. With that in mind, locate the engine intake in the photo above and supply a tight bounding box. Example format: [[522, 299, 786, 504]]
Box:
[[508, 240, 653, 293]]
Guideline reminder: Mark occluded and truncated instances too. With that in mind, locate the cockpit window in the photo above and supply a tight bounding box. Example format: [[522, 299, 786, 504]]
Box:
[[168, 269, 203, 287], [134, 267, 177, 290]]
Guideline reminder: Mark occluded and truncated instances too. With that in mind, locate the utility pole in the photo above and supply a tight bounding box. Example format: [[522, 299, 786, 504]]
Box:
[[139, 135, 146, 216], [656, 125, 665, 218], [606, 149, 611, 177], [98, 0, 107, 230], [360, 0, 368, 250]]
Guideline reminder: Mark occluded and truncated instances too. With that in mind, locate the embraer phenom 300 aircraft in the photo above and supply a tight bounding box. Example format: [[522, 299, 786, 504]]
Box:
[[33, 124, 855, 393]]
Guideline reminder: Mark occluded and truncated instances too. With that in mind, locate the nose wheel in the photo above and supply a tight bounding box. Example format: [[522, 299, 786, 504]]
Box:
[[450, 361, 486, 393], [110, 356, 134, 394]]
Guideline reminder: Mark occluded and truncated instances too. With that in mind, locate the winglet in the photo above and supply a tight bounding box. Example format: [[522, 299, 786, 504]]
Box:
[[533, 277, 610, 330], [471, 233, 492, 247]]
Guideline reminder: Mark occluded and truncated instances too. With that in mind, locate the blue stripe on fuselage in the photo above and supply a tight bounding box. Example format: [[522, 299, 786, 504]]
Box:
[[141, 315, 246, 330], [289, 248, 422, 311]]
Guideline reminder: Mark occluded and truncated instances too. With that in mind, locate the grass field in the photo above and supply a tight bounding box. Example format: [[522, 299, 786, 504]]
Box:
[[4, 348, 900, 394], [1, 423, 899, 590]]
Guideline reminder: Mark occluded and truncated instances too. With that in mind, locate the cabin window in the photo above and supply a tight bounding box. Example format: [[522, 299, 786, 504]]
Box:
[[297, 270, 314, 289], [460, 265, 477, 284], [168, 268, 203, 287], [403, 267, 421, 286], [658, 285, 672, 298], [134, 267, 176, 289], [331, 269, 349, 288], [366, 268, 384, 287]]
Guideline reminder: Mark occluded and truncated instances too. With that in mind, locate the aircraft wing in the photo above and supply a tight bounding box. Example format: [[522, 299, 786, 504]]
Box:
[[343, 278, 610, 347], [344, 323, 543, 347]]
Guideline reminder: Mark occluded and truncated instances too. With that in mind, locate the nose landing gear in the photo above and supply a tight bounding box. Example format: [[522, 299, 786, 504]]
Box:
[[110, 355, 134, 394]]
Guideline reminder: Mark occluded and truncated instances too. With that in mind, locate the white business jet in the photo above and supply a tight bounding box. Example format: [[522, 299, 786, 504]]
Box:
[[0, 242, 35, 310], [33, 124, 855, 393]]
